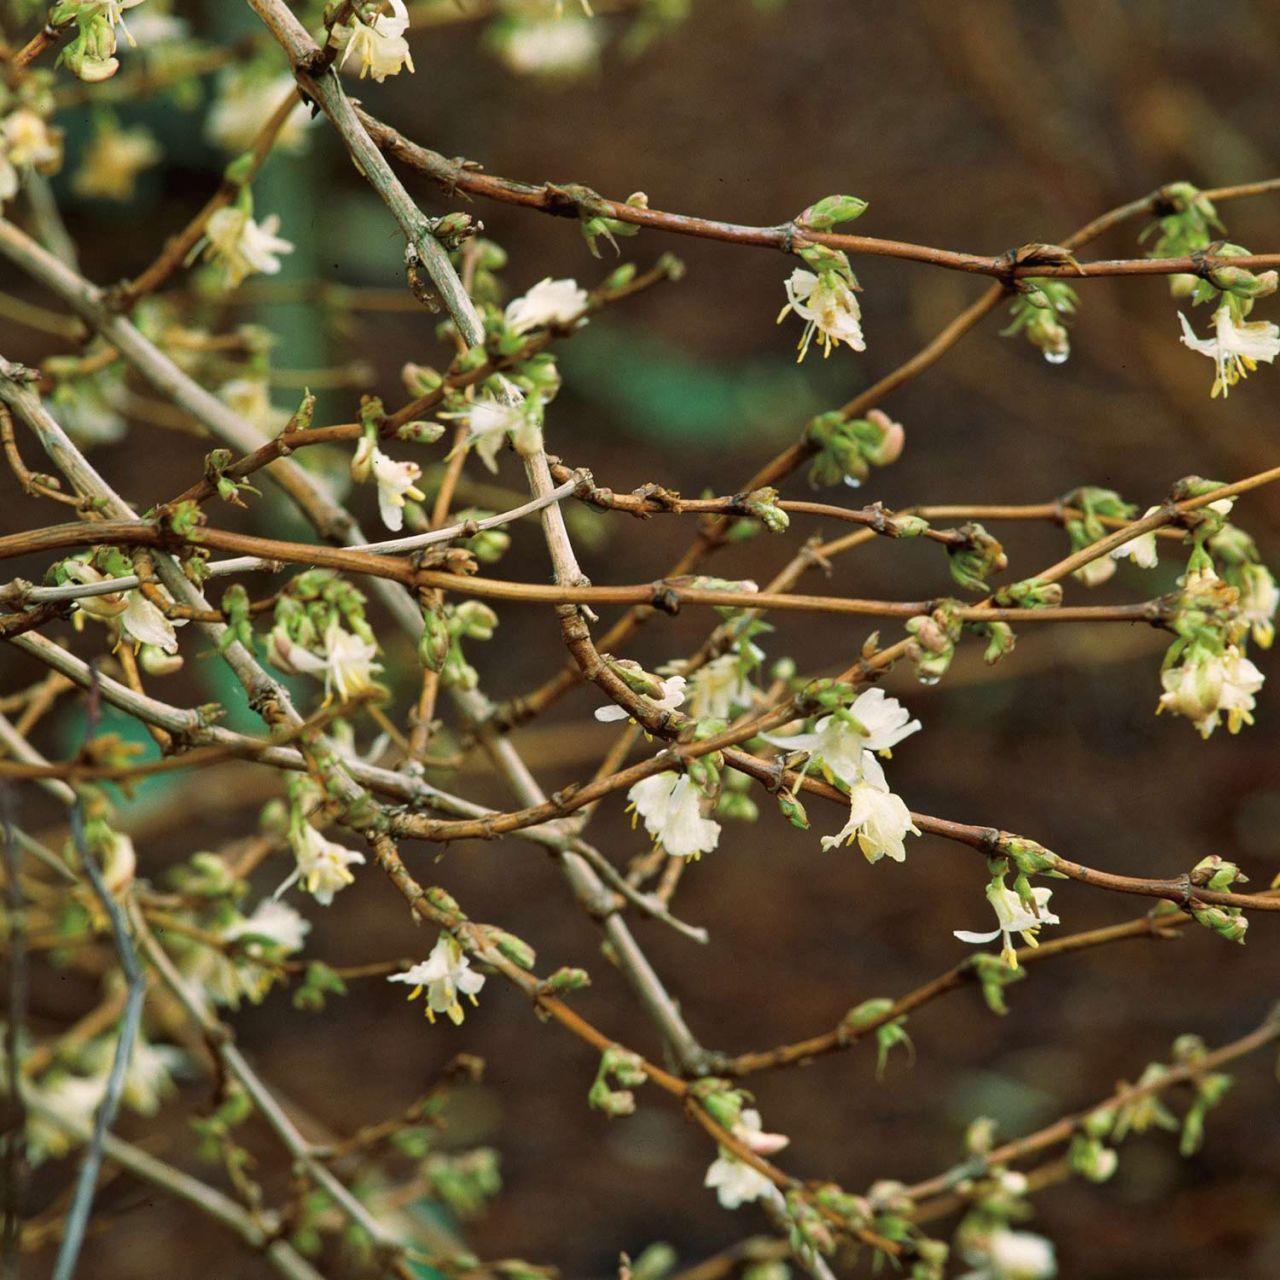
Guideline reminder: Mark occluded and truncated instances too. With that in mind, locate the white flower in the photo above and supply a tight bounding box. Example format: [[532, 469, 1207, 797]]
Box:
[[955, 881, 1060, 968], [1239, 563, 1279, 649], [595, 675, 686, 723], [218, 377, 292, 433], [1073, 555, 1115, 588], [224, 899, 311, 954], [628, 771, 721, 860], [4, 108, 62, 172], [441, 394, 534, 473], [685, 653, 757, 720], [73, 123, 160, 200], [703, 1111, 787, 1210], [120, 590, 179, 653], [331, 0, 415, 82], [269, 621, 381, 704], [504, 277, 589, 334], [1110, 506, 1160, 569], [819, 751, 920, 863], [777, 267, 865, 361], [83, 1036, 186, 1117], [1178, 304, 1280, 398], [278, 822, 366, 906], [200, 206, 294, 289], [22, 1074, 106, 1165], [961, 1227, 1058, 1280], [207, 69, 311, 154], [369, 448, 425, 530], [64, 561, 180, 654], [99, 828, 137, 893], [764, 688, 921, 788], [125, 12, 187, 45], [494, 15, 602, 79], [1158, 645, 1264, 738], [388, 934, 485, 1025]]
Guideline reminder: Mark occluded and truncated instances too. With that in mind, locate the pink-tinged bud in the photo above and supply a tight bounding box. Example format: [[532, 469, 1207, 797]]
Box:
[[865, 409, 905, 466]]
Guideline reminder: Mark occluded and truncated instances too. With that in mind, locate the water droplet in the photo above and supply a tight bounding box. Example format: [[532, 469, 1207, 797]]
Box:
[[843, 475, 862, 489], [918, 675, 941, 686], [1043, 350, 1070, 365]]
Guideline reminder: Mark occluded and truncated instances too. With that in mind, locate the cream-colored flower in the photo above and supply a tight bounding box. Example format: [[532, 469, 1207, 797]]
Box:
[[961, 1227, 1058, 1280], [278, 822, 366, 907], [224, 899, 311, 954], [493, 14, 602, 79], [441, 394, 535, 473], [370, 448, 425, 531], [1239, 563, 1279, 649], [955, 881, 1060, 968], [388, 934, 485, 1025], [73, 123, 160, 200], [83, 1035, 186, 1117], [200, 206, 294, 289], [595, 675, 686, 723], [703, 1111, 788, 1210], [1158, 645, 1264, 738], [627, 771, 721, 860], [331, 0, 414, 82], [207, 70, 311, 154], [504, 277, 589, 334], [1110, 506, 1160, 569], [22, 1073, 106, 1165], [1179, 305, 1280, 397], [685, 653, 757, 720], [268, 621, 381, 704], [778, 267, 865, 361], [819, 751, 920, 863], [4, 108, 62, 172], [63, 561, 180, 654], [764, 688, 921, 788]]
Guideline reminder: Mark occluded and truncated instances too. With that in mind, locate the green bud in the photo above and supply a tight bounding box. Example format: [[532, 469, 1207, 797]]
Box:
[[418, 606, 451, 672], [992, 577, 1064, 609], [741, 487, 790, 533], [424, 887, 464, 919], [1190, 854, 1247, 892], [892, 514, 931, 538], [480, 926, 536, 971], [395, 419, 445, 444], [603, 262, 637, 292], [540, 966, 591, 994], [802, 193, 869, 230], [948, 523, 1008, 592], [1190, 903, 1248, 944], [776, 788, 809, 830], [842, 998, 894, 1034]]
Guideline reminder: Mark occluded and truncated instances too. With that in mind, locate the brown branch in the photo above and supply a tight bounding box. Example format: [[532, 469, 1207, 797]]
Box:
[[359, 114, 1280, 280]]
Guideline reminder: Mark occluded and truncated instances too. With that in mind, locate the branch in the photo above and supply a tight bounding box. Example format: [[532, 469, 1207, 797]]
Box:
[[359, 114, 1280, 280]]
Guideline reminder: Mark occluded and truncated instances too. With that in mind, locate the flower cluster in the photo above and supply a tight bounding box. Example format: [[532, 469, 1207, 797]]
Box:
[[53, 0, 146, 83], [1157, 561, 1266, 738], [766, 688, 922, 863], [330, 0, 415, 83]]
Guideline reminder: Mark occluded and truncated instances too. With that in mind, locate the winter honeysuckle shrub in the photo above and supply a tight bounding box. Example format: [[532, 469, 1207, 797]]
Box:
[[7, 10, 1280, 1278]]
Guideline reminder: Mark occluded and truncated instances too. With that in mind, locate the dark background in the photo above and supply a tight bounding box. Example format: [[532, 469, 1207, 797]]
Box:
[[4, 1, 1280, 1276]]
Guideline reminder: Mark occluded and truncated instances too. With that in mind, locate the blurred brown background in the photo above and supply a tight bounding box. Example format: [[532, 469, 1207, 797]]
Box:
[[4, 0, 1280, 1276]]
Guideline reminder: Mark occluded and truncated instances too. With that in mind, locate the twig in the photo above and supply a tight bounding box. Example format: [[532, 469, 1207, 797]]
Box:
[[52, 784, 146, 1280], [1, 783, 24, 1280]]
